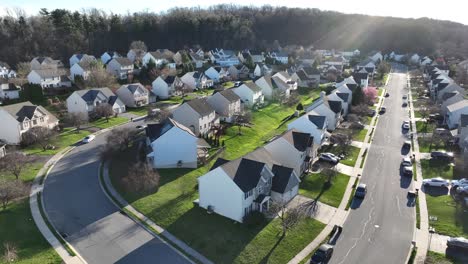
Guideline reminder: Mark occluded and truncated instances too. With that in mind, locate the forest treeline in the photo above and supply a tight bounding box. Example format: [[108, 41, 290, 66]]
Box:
[[1, 5, 468, 68]]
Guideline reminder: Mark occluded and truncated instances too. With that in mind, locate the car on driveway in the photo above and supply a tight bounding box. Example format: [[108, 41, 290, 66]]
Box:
[[431, 151, 454, 161], [319, 153, 339, 164], [402, 121, 410, 130], [310, 244, 334, 264], [82, 135, 95, 143], [422, 177, 450, 188], [447, 237, 468, 250], [234, 81, 243, 87], [452, 178, 468, 189], [401, 156, 412, 166], [355, 183, 367, 198]]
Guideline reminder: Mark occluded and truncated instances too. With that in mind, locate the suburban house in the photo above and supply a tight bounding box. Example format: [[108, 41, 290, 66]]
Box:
[[370, 51, 383, 63], [30, 57, 64, 70], [106, 58, 134, 80], [210, 49, 240, 67], [142, 50, 176, 68], [0, 80, 20, 100], [268, 51, 289, 64], [446, 100, 468, 129], [457, 114, 468, 152], [101, 51, 121, 64], [198, 147, 300, 223], [248, 50, 265, 63], [69, 54, 96, 66], [335, 84, 353, 105], [228, 65, 250, 80], [66, 87, 126, 116], [291, 70, 317, 87], [152, 76, 186, 99], [0, 101, 59, 144], [287, 111, 329, 145], [127, 49, 145, 63], [233, 82, 264, 107], [145, 118, 210, 169], [253, 63, 272, 77], [325, 56, 347, 68], [356, 59, 376, 75], [189, 49, 206, 68], [337, 76, 358, 92], [328, 91, 350, 115], [27, 69, 71, 89], [420, 56, 432, 66], [306, 92, 343, 131], [207, 89, 241, 123], [410, 54, 420, 65], [264, 129, 314, 175], [172, 98, 220, 136], [272, 71, 298, 91], [204, 66, 229, 83], [436, 83, 465, 103], [116, 83, 149, 108], [255, 76, 278, 100], [352, 72, 369, 88], [181, 71, 214, 90], [70, 60, 95, 81], [442, 92, 465, 115], [341, 49, 360, 58]]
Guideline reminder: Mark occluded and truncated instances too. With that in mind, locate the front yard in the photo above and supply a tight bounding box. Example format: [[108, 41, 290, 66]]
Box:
[[322, 145, 361, 167], [420, 159, 454, 180], [352, 128, 368, 142], [90, 116, 128, 129], [299, 172, 351, 207], [23, 128, 91, 155], [415, 121, 436, 134], [417, 137, 449, 153]]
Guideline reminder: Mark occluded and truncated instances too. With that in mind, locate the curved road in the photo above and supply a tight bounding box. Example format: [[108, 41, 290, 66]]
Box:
[[330, 66, 415, 264], [42, 121, 191, 264]]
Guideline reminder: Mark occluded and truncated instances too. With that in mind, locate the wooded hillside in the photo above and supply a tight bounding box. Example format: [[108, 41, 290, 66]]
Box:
[[1, 5, 468, 67]]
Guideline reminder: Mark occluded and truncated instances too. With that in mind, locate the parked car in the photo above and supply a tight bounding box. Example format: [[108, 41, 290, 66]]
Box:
[[401, 156, 412, 166], [355, 183, 367, 198], [385, 92, 390, 97], [368, 109, 376, 117], [452, 178, 468, 189], [402, 121, 410, 130], [431, 151, 454, 161], [319, 153, 339, 164], [379, 107, 386, 114], [82, 135, 96, 143], [402, 102, 408, 107], [456, 186, 468, 195], [234, 81, 243, 87], [447, 237, 468, 250], [402, 95, 408, 99], [403, 140, 411, 148], [402, 166, 413, 177], [310, 244, 334, 264], [422, 177, 450, 188]]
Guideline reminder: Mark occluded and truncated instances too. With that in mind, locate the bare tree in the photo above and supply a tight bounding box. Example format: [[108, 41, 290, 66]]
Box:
[[330, 131, 352, 154], [351, 104, 370, 117], [0, 179, 28, 210], [85, 63, 118, 88], [121, 162, 160, 193], [67, 112, 88, 132], [2, 242, 18, 263], [269, 201, 305, 237], [233, 110, 252, 135], [174, 83, 192, 97], [146, 108, 171, 123], [94, 104, 114, 122], [108, 127, 135, 151], [0, 153, 30, 180], [16, 62, 30, 78], [21, 127, 57, 151], [321, 167, 338, 185]]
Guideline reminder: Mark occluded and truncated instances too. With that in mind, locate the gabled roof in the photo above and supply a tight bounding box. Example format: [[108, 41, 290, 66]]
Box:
[[108, 95, 119, 106], [447, 100, 468, 112], [307, 114, 326, 128], [210, 158, 230, 171], [460, 114, 468, 127], [1, 101, 57, 123], [280, 130, 313, 152], [243, 82, 262, 93], [112, 57, 133, 66], [327, 100, 343, 114], [336, 92, 349, 102], [302, 66, 320, 75], [271, 165, 299, 193], [32, 69, 62, 78], [145, 118, 196, 142], [218, 89, 240, 103], [357, 58, 374, 67], [221, 157, 266, 192], [352, 72, 369, 83], [123, 83, 146, 94], [186, 98, 214, 116]]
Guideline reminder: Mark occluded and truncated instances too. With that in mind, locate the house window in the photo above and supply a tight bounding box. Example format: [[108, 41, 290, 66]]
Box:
[[33, 120, 37, 125], [244, 189, 253, 199]]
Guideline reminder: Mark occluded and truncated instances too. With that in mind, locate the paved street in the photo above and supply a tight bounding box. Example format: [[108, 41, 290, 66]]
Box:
[[330, 67, 415, 264], [42, 121, 191, 264]]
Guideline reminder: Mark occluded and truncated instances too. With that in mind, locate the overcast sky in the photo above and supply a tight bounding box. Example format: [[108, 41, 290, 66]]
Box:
[[1, 0, 467, 25]]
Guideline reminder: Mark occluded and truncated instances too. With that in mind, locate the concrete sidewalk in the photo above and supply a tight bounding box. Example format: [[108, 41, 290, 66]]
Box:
[[290, 195, 345, 225]]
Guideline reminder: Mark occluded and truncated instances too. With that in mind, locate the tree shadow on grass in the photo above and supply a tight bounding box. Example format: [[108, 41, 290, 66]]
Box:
[[259, 234, 285, 264]]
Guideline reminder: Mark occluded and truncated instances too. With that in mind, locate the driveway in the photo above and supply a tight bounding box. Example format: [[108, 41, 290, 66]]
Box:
[[329, 66, 415, 264], [42, 121, 191, 264]]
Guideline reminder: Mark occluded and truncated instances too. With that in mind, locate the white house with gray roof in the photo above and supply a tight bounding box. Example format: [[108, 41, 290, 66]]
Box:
[[0, 101, 58, 144], [233, 82, 264, 107], [287, 111, 329, 145], [198, 146, 300, 223], [172, 98, 219, 136], [145, 118, 210, 169], [27, 69, 71, 89], [69, 54, 96, 67], [206, 89, 241, 123], [70, 60, 96, 81], [106, 58, 134, 80], [306, 92, 343, 131], [181, 71, 213, 90], [116, 83, 149, 108], [0, 80, 20, 100], [446, 100, 468, 129], [66, 87, 125, 116], [101, 51, 121, 64], [152, 76, 186, 99]]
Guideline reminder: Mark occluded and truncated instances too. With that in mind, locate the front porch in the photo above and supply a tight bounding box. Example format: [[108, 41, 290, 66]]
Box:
[[254, 194, 271, 212]]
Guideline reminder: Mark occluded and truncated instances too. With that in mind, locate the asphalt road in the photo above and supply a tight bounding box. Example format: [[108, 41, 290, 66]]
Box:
[[42, 120, 191, 264], [330, 66, 415, 264]]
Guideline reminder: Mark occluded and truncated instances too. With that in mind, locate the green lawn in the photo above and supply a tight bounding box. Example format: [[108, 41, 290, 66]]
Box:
[[416, 121, 436, 134], [23, 128, 91, 155], [426, 195, 468, 237], [0, 200, 62, 264], [378, 88, 384, 97], [425, 251, 458, 264], [223, 81, 234, 88], [414, 110, 422, 118], [352, 128, 368, 142], [417, 137, 448, 153], [420, 159, 454, 180], [90, 116, 128, 129], [126, 106, 150, 116], [299, 172, 351, 207]]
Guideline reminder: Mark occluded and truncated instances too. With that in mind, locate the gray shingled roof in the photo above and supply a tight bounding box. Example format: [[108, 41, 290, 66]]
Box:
[[221, 158, 266, 192], [1, 101, 57, 123], [243, 82, 262, 92], [281, 130, 313, 152], [327, 100, 343, 114], [336, 92, 349, 102], [271, 165, 299, 193], [186, 98, 214, 116], [219, 89, 240, 103], [113, 57, 133, 66], [308, 114, 326, 128]]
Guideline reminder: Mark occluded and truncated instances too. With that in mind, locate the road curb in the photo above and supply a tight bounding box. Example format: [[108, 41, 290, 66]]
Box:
[[97, 162, 213, 264]]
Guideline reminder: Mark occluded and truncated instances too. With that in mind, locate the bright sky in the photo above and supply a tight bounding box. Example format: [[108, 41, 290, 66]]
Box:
[[1, 0, 467, 25]]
